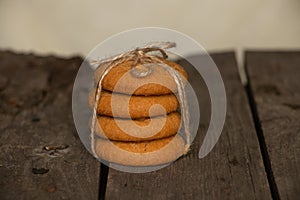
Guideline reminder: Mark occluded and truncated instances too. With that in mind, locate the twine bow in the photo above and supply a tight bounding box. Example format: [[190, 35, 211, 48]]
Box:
[[90, 41, 191, 160]]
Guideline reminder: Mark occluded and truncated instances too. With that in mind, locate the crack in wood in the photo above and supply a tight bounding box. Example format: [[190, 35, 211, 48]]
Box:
[[245, 60, 280, 200]]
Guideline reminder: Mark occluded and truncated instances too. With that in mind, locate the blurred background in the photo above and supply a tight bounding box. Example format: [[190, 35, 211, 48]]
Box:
[[0, 0, 299, 70]]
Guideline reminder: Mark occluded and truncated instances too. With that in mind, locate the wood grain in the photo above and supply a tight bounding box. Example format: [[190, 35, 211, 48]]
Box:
[[0, 51, 100, 199], [246, 51, 300, 200], [104, 52, 271, 199]]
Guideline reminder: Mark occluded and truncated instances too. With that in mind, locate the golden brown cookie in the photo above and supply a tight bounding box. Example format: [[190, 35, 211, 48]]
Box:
[[95, 134, 185, 166], [94, 112, 181, 141], [94, 60, 188, 96], [89, 90, 179, 118]]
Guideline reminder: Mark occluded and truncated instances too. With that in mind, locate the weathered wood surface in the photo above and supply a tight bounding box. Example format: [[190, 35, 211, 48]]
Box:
[[3, 50, 298, 200], [105, 52, 271, 199], [246, 51, 300, 200], [0, 51, 100, 200]]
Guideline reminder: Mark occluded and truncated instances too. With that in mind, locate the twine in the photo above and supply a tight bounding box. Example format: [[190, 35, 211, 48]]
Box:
[[90, 42, 191, 159]]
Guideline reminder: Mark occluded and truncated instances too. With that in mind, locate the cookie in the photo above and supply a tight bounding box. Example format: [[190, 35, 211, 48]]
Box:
[[89, 90, 179, 118], [94, 112, 181, 141], [95, 134, 185, 166], [94, 59, 188, 96]]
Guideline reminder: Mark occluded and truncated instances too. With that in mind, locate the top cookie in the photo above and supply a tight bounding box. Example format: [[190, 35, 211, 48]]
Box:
[[94, 59, 188, 96]]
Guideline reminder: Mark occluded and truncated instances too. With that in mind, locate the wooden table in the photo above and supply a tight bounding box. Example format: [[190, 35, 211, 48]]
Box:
[[0, 51, 299, 200]]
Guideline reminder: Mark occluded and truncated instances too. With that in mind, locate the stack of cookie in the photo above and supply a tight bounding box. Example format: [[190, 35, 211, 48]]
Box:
[[90, 59, 188, 166]]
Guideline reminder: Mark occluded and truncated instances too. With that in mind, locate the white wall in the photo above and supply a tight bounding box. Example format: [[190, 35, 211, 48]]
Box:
[[1, 0, 299, 57]]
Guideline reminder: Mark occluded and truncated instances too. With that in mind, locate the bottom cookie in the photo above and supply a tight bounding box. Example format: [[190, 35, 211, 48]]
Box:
[[94, 135, 185, 166]]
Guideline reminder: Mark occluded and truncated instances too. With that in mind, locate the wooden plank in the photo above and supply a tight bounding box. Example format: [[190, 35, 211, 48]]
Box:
[[246, 51, 300, 200], [104, 52, 271, 199], [0, 51, 100, 199]]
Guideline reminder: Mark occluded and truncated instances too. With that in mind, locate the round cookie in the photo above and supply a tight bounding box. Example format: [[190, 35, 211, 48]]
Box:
[[94, 59, 188, 96], [95, 135, 185, 166], [95, 112, 181, 141], [89, 90, 179, 118]]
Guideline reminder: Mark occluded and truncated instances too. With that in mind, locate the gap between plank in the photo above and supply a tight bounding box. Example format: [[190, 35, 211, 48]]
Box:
[[244, 55, 280, 200], [98, 163, 109, 200]]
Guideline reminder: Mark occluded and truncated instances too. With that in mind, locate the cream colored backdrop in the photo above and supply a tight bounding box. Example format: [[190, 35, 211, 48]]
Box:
[[1, 0, 299, 59]]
